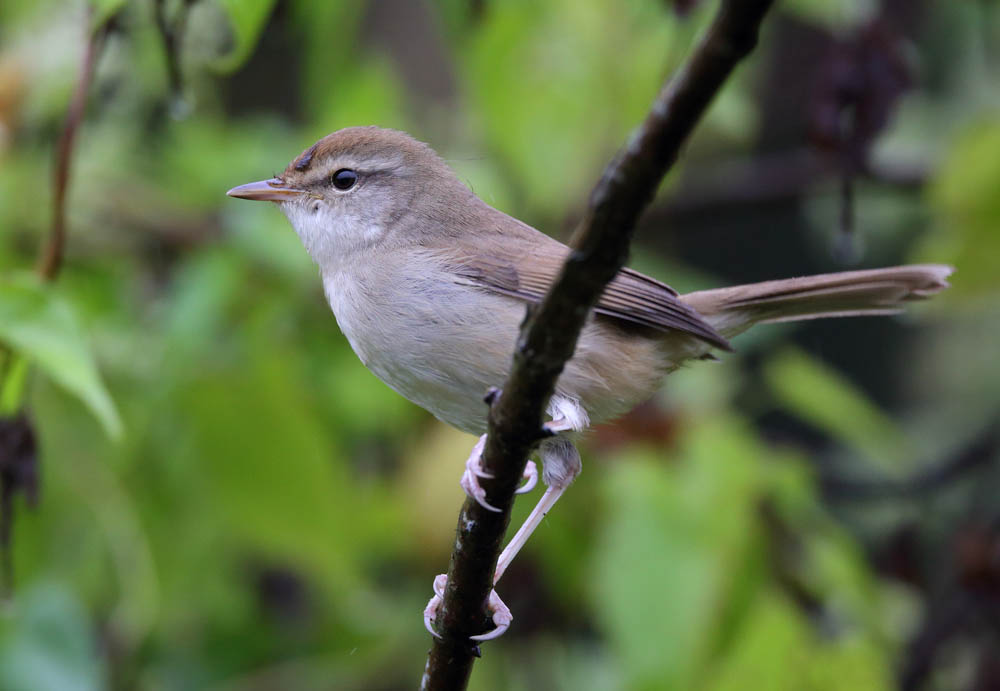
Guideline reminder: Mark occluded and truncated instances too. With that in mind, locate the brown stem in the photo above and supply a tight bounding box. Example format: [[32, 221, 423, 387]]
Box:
[[37, 14, 108, 282], [421, 1, 776, 688], [153, 0, 188, 106]]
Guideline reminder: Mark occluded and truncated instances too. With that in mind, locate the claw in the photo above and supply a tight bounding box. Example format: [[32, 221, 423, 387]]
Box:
[[515, 460, 538, 495], [470, 589, 513, 641], [472, 464, 493, 479], [466, 436, 492, 478], [461, 468, 502, 512], [461, 435, 536, 509], [460, 434, 502, 512], [424, 598, 442, 639], [423, 574, 449, 639], [542, 419, 572, 436], [425, 574, 513, 642], [432, 573, 447, 598]]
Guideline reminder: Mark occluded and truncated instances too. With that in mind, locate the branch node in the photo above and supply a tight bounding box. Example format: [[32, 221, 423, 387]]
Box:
[[483, 387, 502, 406]]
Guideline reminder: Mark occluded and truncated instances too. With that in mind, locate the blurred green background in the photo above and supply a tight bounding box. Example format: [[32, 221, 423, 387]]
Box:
[[1, 1, 999, 689]]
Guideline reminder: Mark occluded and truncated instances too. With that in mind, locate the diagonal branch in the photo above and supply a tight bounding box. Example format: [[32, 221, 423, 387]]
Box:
[[421, 1, 776, 688]]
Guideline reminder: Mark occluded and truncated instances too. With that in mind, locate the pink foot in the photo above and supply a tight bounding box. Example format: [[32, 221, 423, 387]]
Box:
[[460, 435, 537, 511], [423, 574, 513, 641]]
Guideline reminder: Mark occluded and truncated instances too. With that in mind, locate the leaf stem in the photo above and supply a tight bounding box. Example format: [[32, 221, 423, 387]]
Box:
[[36, 9, 108, 282], [0, 355, 28, 416]]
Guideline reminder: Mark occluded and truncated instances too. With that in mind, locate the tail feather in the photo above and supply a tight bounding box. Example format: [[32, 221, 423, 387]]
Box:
[[680, 264, 953, 339]]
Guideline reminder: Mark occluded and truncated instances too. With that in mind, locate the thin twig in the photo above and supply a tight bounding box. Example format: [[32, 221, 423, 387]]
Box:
[[153, 0, 189, 107], [421, 1, 776, 688], [37, 12, 108, 282]]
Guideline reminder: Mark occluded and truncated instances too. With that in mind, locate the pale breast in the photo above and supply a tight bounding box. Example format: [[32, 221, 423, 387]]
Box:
[[322, 253, 527, 434]]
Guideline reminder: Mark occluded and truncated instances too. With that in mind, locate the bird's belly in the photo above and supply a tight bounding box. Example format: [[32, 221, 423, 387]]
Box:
[[323, 269, 522, 435], [361, 344, 504, 435]]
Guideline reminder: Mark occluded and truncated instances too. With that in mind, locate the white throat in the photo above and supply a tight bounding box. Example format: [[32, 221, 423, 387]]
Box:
[[280, 200, 386, 273]]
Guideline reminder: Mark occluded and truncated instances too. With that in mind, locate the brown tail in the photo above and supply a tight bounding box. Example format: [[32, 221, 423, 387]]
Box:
[[680, 264, 953, 339]]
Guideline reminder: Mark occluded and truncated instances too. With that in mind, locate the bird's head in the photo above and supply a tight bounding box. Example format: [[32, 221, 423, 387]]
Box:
[[227, 126, 472, 269]]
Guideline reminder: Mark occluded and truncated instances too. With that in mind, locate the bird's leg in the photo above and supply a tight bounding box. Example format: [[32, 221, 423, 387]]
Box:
[[426, 396, 586, 641], [494, 433, 580, 583]]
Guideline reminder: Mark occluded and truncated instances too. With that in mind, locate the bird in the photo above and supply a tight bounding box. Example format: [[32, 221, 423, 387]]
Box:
[[227, 126, 952, 640]]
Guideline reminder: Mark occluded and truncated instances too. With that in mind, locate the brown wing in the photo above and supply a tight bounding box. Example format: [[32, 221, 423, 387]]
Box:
[[450, 245, 732, 351]]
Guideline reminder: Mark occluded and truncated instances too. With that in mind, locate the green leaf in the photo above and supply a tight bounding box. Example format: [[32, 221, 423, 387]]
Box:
[[212, 0, 279, 72], [0, 354, 28, 415], [177, 347, 400, 598], [921, 118, 1000, 296], [590, 419, 767, 689], [707, 592, 892, 691], [0, 274, 122, 439], [463, 0, 696, 216], [764, 347, 907, 474]]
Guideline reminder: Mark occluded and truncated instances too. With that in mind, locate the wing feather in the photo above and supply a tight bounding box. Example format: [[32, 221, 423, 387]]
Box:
[[450, 249, 732, 351]]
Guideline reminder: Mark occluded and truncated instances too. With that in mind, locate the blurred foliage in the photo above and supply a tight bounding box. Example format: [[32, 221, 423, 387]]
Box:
[[0, 0, 998, 690], [0, 274, 120, 437], [923, 119, 1000, 297]]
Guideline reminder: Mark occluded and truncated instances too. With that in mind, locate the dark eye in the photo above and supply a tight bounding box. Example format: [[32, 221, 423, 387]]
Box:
[[331, 168, 358, 190]]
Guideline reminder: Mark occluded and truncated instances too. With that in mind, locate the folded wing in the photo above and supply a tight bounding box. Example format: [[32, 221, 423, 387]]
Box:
[[448, 239, 732, 351]]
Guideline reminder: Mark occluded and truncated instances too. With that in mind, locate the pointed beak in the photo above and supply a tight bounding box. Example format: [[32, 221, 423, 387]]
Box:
[[226, 178, 307, 202]]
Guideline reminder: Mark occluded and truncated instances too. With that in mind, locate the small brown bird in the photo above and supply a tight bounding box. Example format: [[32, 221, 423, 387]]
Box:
[[228, 126, 952, 639]]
